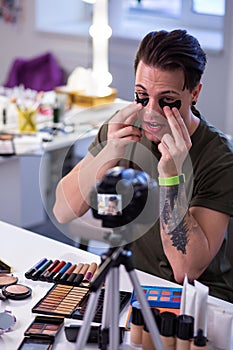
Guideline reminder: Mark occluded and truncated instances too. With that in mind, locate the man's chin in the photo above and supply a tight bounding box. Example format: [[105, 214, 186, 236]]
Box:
[[144, 130, 161, 143]]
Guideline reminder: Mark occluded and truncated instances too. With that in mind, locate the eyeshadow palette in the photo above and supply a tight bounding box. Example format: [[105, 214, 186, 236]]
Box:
[[32, 284, 131, 323], [125, 285, 182, 330], [17, 315, 64, 350], [131, 285, 182, 309]]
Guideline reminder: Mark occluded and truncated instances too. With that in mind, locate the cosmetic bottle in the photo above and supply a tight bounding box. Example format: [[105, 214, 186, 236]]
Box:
[[160, 311, 177, 350], [190, 329, 207, 350], [130, 301, 144, 347], [142, 308, 161, 350], [53, 97, 60, 124], [176, 315, 194, 350]]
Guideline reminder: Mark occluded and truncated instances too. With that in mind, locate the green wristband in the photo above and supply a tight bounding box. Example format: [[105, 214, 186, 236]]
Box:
[[158, 174, 185, 186]]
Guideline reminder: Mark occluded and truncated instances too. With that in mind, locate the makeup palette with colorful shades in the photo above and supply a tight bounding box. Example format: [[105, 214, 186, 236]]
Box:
[[130, 285, 182, 309], [32, 283, 131, 323], [17, 315, 64, 350]]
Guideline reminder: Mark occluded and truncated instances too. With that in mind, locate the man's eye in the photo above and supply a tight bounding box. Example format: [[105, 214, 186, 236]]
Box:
[[159, 98, 181, 110], [135, 92, 149, 107]]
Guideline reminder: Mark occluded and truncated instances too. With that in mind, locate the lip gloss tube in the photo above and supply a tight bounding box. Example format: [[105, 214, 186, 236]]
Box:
[[31, 260, 53, 280], [59, 264, 77, 283], [53, 262, 72, 282], [66, 263, 84, 284], [81, 262, 98, 286], [46, 261, 66, 282], [25, 258, 48, 279], [73, 264, 90, 285], [39, 260, 60, 281]]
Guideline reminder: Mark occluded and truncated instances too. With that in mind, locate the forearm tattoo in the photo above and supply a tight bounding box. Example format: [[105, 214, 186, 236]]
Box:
[[160, 184, 189, 254]]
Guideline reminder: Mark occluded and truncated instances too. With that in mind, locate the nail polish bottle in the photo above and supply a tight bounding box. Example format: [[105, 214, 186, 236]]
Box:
[[190, 329, 207, 350], [176, 315, 194, 350], [130, 301, 144, 347], [160, 311, 177, 350], [142, 308, 161, 350]]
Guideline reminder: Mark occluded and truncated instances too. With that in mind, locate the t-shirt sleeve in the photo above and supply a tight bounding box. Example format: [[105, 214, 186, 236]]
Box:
[[190, 137, 233, 217], [88, 122, 108, 157]]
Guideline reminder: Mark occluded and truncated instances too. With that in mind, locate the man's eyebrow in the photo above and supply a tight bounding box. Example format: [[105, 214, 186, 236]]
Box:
[[161, 90, 180, 95], [135, 84, 147, 90], [135, 85, 180, 96]]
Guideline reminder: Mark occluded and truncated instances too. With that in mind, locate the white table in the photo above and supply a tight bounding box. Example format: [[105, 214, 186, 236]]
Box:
[[0, 220, 233, 350]]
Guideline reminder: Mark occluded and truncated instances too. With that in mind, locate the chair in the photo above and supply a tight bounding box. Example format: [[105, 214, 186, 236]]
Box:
[[4, 52, 65, 91]]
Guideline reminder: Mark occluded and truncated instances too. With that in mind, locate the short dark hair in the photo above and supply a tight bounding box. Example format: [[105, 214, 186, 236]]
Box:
[[134, 29, 207, 91]]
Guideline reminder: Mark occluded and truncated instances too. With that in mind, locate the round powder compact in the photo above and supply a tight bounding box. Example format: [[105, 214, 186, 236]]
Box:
[[2, 284, 32, 300], [0, 274, 18, 288]]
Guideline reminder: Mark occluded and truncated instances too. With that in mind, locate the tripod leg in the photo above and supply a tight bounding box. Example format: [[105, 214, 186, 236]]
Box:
[[128, 269, 165, 350], [75, 287, 102, 349], [109, 267, 120, 350], [100, 268, 120, 350]]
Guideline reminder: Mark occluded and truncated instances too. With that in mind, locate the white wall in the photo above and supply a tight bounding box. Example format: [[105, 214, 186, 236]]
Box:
[[1, 0, 233, 134]]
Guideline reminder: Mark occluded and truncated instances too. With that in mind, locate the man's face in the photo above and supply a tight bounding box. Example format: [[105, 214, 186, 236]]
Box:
[[135, 61, 194, 143]]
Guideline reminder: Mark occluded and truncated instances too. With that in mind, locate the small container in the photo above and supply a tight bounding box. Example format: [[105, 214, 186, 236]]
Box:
[[160, 311, 177, 350], [0, 274, 18, 288], [176, 314, 194, 350], [2, 283, 32, 300], [190, 329, 208, 349], [130, 301, 144, 347]]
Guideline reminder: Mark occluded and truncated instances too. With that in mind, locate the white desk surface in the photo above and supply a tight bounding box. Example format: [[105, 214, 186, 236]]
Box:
[[0, 220, 177, 350], [0, 221, 233, 349]]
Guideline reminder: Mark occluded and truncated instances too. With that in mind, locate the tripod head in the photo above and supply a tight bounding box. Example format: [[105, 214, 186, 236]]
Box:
[[90, 167, 159, 232]]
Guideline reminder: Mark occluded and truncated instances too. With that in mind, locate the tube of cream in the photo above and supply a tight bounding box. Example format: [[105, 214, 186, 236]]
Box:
[[194, 281, 208, 337]]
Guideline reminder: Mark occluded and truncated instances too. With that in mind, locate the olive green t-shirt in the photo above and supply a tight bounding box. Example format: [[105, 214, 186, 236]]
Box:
[[88, 112, 233, 302]]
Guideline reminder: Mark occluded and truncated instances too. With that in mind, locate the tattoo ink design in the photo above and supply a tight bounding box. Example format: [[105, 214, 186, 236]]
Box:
[[160, 184, 189, 254]]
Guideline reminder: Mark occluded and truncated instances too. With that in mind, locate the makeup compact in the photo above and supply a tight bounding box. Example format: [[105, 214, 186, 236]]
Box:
[[2, 284, 32, 300], [0, 310, 16, 335], [0, 274, 18, 288], [17, 315, 64, 350]]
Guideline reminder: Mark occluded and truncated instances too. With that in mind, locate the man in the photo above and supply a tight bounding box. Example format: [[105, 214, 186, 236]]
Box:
[[53, 29, 233, 302]]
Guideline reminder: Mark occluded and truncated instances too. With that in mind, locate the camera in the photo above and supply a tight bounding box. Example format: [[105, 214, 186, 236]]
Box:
[[90, 167, 158, 228]]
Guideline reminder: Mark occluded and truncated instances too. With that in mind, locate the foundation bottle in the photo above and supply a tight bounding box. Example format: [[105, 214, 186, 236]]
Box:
[[190, 329, 207, 350], [142, 308, 161, 350], [130, 301, 144, 347], [160, 311, 177, 350], [176, 315, 194, 350]]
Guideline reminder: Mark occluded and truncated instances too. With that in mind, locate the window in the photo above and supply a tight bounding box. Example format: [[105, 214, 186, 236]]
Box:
[[35, 0, 226, 52]]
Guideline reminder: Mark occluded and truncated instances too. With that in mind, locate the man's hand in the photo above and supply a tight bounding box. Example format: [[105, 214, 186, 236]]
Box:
[[158, 106, 192, 177], [107, 102, 143, 158]]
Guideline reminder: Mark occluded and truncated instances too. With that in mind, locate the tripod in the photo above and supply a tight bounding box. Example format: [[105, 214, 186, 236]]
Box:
[[75, 227, 165, 350]]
